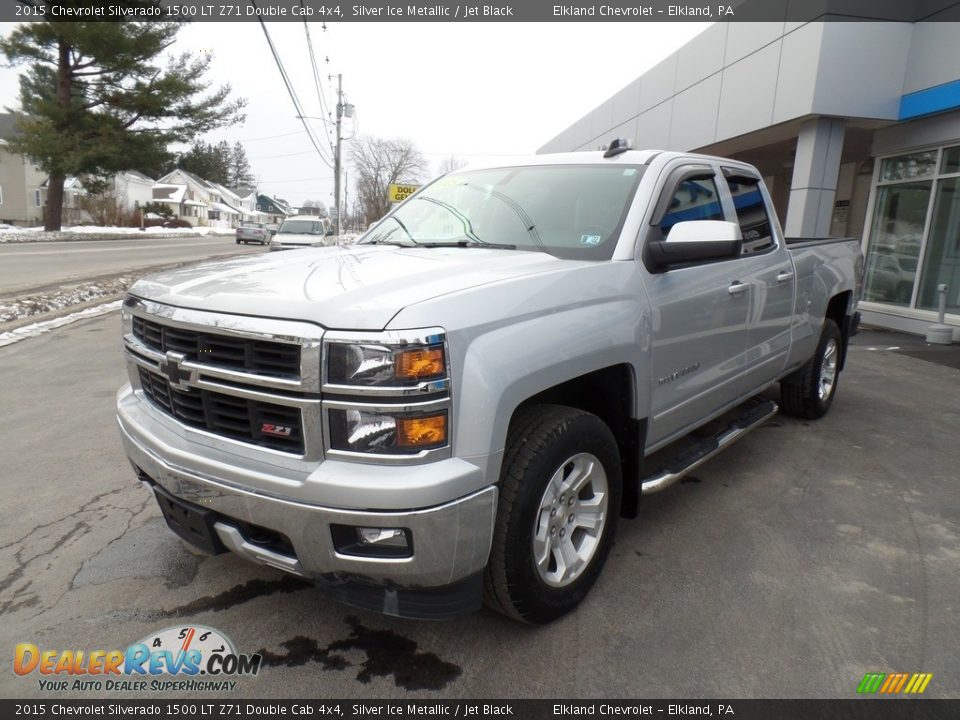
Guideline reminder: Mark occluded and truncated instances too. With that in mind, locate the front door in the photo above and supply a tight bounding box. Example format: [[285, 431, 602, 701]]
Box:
[[643, 165, 751, 448]]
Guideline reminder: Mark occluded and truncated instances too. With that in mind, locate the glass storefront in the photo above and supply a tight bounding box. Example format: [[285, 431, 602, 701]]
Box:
[[864, 145, 960, 314]]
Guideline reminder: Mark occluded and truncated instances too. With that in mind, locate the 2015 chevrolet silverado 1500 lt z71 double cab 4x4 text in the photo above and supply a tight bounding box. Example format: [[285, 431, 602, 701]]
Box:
[[116, 147, 863, 624]]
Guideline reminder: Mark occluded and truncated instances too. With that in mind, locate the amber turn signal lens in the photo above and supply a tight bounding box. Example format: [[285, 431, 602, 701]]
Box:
[[394, 346, 445, 380], [396, 413, 447, 448]]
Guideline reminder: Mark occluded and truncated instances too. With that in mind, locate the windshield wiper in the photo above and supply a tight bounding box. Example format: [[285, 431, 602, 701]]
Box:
[[363, 238, 417, 247], [459, 182, 545, 250], [417, 196, 484, 244], [417, 240, 517, 250], [359, 215, 417, 246]]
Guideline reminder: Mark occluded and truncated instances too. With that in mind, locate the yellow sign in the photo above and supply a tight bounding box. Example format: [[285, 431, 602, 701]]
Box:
[[388, 183, 420, 203]]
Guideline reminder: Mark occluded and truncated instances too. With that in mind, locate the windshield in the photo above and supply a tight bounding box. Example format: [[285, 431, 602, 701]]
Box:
[[359, 164, 645, 260], [279, 219, 324, 235], [243, 223, 264, 229]]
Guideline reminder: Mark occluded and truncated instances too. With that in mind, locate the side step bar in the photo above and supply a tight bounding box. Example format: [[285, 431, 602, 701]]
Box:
[[640, 398, 779, 495]]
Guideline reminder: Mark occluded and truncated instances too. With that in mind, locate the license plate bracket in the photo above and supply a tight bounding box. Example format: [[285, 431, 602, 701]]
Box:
[[152, 483, 228, 555]]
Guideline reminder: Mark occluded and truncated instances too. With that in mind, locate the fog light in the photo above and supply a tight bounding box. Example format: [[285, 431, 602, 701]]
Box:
[[357, 527, 407, 547], [330, 524, 413, 558]]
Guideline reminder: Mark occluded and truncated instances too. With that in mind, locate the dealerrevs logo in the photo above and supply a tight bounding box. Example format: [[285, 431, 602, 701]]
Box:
[[14, 625, 261, 692]]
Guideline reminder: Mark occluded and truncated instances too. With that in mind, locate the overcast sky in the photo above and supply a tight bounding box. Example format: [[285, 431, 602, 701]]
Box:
[[0, 21, 709, 208]]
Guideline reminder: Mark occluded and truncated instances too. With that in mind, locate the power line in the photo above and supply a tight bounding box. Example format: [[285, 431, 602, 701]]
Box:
[[248, 148, 320, 161], [259, 176, 337, 184], [250, 3, 334, 170], [235, 128, 309, 142], [301, 11, 336, 153]]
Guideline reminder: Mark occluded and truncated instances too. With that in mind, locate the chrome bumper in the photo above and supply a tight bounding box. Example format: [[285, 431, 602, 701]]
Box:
[[118, 388, 497, 589]]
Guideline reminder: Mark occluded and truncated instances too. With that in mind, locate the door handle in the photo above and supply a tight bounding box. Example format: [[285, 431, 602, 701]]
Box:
[[728, 282, 748, 296], [777, 271, 794, 283]]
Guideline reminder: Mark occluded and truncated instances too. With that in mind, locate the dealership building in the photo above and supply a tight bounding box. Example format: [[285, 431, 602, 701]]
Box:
[[539, 20, 960, 339]]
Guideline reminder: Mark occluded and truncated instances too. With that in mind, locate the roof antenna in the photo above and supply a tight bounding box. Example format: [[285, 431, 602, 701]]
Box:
[[604, 138, 632, 158]]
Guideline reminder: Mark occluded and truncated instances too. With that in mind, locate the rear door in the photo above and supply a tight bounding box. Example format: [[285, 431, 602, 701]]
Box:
[[721, 168, 795, 388], [642, 162, 751, 448]]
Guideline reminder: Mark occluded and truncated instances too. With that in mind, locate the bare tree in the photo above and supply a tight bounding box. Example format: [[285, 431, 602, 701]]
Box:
[[349, 136, 427, 223], [437, 154, 467, 176], [79, 176, 126, 226]]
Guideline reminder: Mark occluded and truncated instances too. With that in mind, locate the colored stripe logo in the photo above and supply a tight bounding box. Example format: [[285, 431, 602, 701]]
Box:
[[857, 672, 933, 694]]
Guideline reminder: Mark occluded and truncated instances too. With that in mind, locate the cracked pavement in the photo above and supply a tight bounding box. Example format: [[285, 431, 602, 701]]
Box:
[[0, 312, 958, 699]]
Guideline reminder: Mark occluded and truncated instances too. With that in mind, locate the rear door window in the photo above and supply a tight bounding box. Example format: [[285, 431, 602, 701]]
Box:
[[724, 173, 775, 254]]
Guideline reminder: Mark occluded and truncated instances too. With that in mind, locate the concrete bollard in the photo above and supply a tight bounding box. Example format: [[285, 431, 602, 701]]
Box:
[[925, 284, 954, 344]]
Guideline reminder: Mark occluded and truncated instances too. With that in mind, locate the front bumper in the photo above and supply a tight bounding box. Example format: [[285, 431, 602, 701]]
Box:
[[117, 386, 497, 597]]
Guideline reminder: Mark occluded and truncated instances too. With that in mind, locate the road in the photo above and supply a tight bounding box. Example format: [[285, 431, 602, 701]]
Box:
[[0, 235, 262, 297], [0, 315, 957, 700]]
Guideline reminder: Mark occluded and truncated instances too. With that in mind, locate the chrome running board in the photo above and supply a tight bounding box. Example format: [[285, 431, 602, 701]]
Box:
[[640, 398, 779, 495]]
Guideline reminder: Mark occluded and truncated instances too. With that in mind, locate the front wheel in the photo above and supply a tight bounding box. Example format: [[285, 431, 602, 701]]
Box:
[[780, 318, 843, 419], [484, 405, 621, 624]]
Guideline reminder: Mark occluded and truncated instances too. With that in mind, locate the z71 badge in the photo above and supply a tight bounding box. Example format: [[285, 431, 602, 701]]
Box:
[[261, 423, 292, 437]]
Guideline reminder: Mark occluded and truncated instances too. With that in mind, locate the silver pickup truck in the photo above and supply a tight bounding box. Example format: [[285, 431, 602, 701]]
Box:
[[116, 148, 862, 624]]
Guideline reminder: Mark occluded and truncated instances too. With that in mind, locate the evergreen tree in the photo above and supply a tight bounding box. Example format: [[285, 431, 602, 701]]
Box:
[[0, 12, 245, 230], [176, 141, 221, 183], [228, 141, 255, 188], [213, 140, 232, 185]]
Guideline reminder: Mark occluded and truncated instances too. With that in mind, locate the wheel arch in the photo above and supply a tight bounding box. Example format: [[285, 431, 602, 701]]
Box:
[[825, 290, 853, 371], [510, 364, 647, 519]]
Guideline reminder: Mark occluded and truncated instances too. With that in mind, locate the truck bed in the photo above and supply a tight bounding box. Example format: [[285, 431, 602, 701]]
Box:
[[785, 236, 857, 249]]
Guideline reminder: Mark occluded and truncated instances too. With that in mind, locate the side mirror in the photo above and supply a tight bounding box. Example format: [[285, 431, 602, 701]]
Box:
[[647, 220, 742, 269]]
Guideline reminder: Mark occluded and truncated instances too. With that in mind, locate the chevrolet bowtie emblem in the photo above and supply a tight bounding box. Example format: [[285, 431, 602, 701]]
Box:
[[158, 352, 197, 390]]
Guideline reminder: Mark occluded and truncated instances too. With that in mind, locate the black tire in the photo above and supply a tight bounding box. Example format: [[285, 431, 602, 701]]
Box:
[[484, 404, 622, 624], [235, 239, 241, 244], [780, 319, 843, 419]]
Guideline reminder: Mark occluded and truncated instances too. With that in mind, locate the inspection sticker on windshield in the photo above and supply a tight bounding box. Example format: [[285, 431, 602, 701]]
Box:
[[580, 234, 602, 245]]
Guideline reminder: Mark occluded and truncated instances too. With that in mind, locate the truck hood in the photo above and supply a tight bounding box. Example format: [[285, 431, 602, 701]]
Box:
[[130, 244, 572, 330]]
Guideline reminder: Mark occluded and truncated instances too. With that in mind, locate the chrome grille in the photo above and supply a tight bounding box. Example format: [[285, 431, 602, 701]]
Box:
[[132, 316, 300, 379], [137, 366, 304, 454]]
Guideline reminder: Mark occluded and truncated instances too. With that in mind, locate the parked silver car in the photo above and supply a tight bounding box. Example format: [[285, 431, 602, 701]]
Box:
[[235, 222, 269, 245]]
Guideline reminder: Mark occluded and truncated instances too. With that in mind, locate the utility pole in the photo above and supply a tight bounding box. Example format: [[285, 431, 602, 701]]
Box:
[[343, 170, 348, 237], [334, 73, 343, 239]]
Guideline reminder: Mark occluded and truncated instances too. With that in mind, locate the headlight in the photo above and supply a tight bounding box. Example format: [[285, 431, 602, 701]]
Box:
[[326, 341, 446, 387], [323, 330, 451, 460], [328, 408, 448, 455]]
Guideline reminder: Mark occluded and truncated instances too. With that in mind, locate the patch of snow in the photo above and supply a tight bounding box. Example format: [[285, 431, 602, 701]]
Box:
[[0, 274, 137, 324], [0, 301, 121, 349], [0, 225, 236, 243]]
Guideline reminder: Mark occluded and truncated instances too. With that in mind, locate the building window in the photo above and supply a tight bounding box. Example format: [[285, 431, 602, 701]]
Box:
[[35, 189, 41, 207], [863, 145, 960, 312]]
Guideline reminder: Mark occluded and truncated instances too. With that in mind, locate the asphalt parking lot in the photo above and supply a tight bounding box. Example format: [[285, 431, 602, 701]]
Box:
[[0, 315, 957, 699]]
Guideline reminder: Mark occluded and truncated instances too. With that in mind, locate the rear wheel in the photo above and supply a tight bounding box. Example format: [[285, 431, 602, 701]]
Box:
[[780, 319, 842, 419], [484, 405, 621, 624]]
